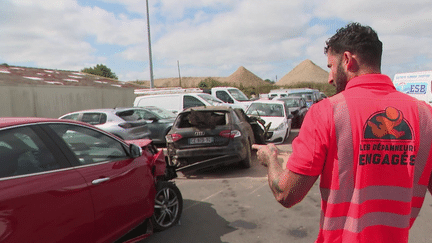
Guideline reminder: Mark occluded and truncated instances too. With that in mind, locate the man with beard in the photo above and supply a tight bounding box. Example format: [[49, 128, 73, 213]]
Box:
[[257, 23, 432, 243]]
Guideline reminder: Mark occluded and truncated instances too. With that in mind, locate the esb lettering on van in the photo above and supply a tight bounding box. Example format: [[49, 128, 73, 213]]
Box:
[[393, 71, 432, 104]]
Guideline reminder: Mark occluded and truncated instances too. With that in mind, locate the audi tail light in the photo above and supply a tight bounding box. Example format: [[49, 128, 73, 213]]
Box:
[[219, 130, 241, 138], [166, 133, 182, 143]]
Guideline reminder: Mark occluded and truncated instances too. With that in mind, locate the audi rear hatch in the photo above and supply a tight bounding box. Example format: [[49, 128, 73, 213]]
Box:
[[168, 110, 233, 149]]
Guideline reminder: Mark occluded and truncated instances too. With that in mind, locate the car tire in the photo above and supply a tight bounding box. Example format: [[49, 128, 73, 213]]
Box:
[[239, 139, 252, 168], [152, 181, 183, 231]]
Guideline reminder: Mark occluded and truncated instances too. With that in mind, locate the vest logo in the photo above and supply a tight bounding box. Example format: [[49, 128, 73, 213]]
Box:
[[359, 107, 415, 167], [364, 107, 412, 140]]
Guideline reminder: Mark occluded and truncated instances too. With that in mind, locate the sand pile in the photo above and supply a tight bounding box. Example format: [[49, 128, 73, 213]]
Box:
[[277, 59, 328, 86], [133, 60, 328, 88], [142, 77, 227, 88], [226, 66, 266, 87], [138, 66, 265, 88]]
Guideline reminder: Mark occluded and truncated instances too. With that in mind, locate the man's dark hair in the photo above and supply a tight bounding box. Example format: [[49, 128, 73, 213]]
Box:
[[324, 22, 382, 68]]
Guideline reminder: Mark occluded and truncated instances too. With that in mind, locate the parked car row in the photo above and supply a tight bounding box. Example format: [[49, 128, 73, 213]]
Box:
[[55, 87, 318, 177], [60, 106, 176, 145], [0, 117, 182, 242], [0, 85, 318, 242], [56, 87, 315, 174], [268, 88, 324, 107], [133, 87, 251, 115]]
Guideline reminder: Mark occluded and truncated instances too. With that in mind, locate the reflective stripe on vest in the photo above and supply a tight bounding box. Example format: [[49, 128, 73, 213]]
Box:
[[319, 94, 431, 233], [412, 101, 432, 218]]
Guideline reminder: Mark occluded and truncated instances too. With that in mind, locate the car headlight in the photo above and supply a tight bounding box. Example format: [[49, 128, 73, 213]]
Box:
[[275, 122, 286, 131]]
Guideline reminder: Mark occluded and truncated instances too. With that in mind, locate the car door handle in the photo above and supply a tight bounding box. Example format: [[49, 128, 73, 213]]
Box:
[[92, 177, 110, 185]]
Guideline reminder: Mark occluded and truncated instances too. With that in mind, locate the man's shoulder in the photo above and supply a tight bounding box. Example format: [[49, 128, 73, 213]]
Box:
[[304, 97, 334, 124], [313, 93, 343, 111]]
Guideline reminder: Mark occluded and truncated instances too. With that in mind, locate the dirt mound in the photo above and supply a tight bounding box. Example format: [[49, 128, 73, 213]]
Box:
[[136, 66, 265, 88], [277, 59, 328, 86], [226, 66, 266, 87], [146, 77, 227, 88]]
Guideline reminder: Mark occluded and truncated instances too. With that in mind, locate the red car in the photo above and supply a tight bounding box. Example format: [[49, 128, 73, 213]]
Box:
[[0, 117, 182, 243]]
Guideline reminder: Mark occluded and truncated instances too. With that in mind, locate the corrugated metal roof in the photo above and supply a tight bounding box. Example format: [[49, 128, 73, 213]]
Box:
[[0, 65, 139, 88]]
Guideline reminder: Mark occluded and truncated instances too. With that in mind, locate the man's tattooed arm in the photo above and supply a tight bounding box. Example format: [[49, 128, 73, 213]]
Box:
[[257, 144, 318, 208]]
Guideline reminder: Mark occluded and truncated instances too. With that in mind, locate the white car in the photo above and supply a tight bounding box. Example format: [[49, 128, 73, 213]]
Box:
[[134, 92, 242, 115], [245, 100, 293, 144]]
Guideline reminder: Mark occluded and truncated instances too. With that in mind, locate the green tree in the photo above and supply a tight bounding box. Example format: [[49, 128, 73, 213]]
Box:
[[81, 64, 118, 80], [198, 78, 223, 89]]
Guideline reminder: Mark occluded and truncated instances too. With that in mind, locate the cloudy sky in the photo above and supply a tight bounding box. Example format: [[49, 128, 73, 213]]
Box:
[[1, 0, 431, 82]]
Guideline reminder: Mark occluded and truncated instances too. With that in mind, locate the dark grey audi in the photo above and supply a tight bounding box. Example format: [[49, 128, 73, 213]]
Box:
[[165, 106, 256, 174]]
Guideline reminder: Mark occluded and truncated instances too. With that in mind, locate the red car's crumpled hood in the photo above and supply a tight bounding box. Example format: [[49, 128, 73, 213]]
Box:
[[125, 138, 153, 147], [125, 139, 166, 177]]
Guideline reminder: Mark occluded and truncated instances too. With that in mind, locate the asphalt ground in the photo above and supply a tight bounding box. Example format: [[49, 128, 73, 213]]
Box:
[[142, 129, 432, 243]]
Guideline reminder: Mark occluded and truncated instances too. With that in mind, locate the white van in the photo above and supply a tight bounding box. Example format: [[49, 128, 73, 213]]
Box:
[[268, 91, 289, 99], [134, 93, 227, 114], [393, 71, 432, 104], [203, 87, 252, 111]]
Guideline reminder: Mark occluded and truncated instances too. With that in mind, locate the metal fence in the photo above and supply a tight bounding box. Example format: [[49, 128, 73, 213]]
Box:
[[0, 84, 135, 118]]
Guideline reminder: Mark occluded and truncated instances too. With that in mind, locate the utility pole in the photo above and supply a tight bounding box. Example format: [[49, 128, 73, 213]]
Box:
[[145, 0, 154, 88], [177, 60, 182, 87]]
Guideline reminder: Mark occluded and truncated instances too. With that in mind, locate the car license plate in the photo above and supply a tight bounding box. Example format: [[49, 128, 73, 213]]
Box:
[[189, 137, 213, 144]]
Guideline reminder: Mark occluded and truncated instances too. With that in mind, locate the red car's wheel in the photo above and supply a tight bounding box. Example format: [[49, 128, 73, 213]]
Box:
[[152, 181, 183, 231]]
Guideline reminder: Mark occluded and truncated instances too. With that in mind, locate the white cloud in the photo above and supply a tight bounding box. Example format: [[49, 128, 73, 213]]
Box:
[[306, 25, 328, 37], [381, 34, 432, 76], [157, 0, 235, 20], [10, 0, 78, 10], [1, 0, 431, 81], [314, 0, 432, 36], [122, 69, 148, 82], [312, 0, 432, 78], [141, 0, 315, 79], [305, 35, 330, 69], [0, 0, 147, 70]]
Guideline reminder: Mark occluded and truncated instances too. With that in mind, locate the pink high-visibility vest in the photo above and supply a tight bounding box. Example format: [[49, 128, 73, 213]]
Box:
[[287, 74, 432, 243]]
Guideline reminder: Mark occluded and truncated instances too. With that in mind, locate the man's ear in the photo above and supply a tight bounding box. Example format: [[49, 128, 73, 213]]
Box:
[[343, 51, 359, 72]]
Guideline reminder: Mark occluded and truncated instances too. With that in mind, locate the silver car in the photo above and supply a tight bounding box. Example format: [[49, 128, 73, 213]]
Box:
[[131, 106, 176, 145], [59, 108, 150, 140]]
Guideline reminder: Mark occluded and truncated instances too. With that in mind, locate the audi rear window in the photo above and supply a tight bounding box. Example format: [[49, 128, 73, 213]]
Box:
[[177, 110, 227, 128]]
